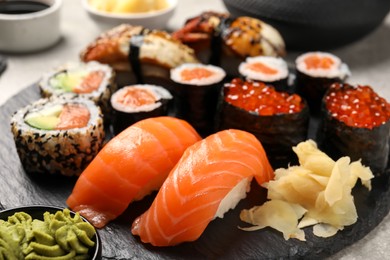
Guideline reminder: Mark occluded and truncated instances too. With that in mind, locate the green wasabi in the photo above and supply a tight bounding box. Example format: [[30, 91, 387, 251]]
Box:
[[0, 209, 96, 260]]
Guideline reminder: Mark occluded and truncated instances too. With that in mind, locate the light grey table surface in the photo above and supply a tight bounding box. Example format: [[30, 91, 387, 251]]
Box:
[[1, 0, 390, 259]]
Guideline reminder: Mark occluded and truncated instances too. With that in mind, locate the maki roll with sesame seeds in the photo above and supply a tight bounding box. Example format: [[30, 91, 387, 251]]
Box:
[[217, 78, 309, 168], [39, 61, 116, 122], [318, 83, 390, 176], [110, 84, 173, 135], [238, 56, 290, 92], [170, 63, 226, 136], [295, 52, 350, 113], [10, 96, 105, 177]]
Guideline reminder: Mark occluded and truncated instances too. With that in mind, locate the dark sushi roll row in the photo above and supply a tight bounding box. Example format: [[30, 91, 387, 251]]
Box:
[[170, 63, 226, 136], [110, 84, 173, 135], [217, 78, 309, 168], [318, 83, 390, 176], [10, 96, 105, 177], [39, 61, 116, 122], [295, 52, 350, 113], [238, 56, 290, 92]]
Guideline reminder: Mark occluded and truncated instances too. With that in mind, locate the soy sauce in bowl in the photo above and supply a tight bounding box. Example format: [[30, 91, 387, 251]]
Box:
[[0, 1, 49, 15]]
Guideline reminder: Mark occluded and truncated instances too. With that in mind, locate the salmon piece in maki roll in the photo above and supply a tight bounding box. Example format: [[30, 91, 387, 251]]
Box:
[[170, 63, 226, 136], [110, 84, 172, 135], [295, 52, 350, 113], [238, 56, 290, 92], [217, 78, 309, 168], [318, 83, 390, 176], [10, 96, 105, 177]]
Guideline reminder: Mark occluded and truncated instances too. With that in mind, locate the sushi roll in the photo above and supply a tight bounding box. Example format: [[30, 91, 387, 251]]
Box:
[[172, 11, 286, 77], [10, 96, 105, 177], [110, 84, 173, 135], [318, 83, 390, 176], [170, 63, 226, 136], [80, 24, 199, 87], [39, 61, 116, 122], [295, 51, 350, 113], [217, 78, 309, 168], [131, 129, 274, 246], [238, 56, 290, 92]]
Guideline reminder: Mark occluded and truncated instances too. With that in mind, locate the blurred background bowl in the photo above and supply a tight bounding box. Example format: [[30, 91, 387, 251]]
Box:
[[82, 0, 177, 31], [0, 0, 62, 53], [0, 205, 102, 260], [222, 0, 390, 50]]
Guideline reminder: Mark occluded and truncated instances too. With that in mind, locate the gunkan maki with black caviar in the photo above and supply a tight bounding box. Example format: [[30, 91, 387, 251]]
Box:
[[318, 83, 390, 176], [217, 78, 309, 168]]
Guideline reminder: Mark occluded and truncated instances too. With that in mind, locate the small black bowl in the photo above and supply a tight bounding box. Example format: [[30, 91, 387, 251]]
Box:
[[222, 0, 390, 50], [0, 205, 102, 260]]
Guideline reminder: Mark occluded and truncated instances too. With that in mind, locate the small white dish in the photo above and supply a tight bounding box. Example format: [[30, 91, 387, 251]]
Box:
[[82, 0, 177, 31], [0, 0, 62, 53]]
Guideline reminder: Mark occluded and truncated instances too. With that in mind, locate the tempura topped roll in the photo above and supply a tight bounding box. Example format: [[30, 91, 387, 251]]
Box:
[[238, 56, 289, 91], [295, 51, 350, 113], [110, 84, 172, 134], [170, 63, 226, 135], [318, 83, 390, 175]]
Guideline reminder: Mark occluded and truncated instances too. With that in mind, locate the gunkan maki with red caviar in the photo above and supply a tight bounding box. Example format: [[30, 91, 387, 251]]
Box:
[[318, 83, 390, 176], [217, 78, 309, 167]]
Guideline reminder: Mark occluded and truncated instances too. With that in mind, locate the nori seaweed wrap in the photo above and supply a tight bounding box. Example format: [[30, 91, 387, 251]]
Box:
[[318, 83, 390, 176], [217, 78, 309, 168], [170, 63, 226, 136], [110, 84, 172, 135], [295, 52, 350, 114], [10, 96, 105, 177]]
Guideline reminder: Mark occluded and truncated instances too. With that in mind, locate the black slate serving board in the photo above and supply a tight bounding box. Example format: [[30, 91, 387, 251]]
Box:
[[1, 84, 390, 259]]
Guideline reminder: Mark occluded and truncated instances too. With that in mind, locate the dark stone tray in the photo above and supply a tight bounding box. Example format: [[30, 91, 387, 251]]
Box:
[[1, 84, 390, 259]]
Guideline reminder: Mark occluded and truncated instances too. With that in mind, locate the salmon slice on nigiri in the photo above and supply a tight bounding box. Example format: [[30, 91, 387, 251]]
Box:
[[66, 116, 201, 228], [131, 129, 274, 246]]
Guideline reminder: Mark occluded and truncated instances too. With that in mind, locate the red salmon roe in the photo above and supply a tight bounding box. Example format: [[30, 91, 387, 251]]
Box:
[[224, 78, 304, 115], [325, 83, 390, 129]]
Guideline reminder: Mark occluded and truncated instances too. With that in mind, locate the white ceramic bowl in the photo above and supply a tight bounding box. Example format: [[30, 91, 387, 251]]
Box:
[[82, 0, 177, 31], [0, 0, 62, 53]]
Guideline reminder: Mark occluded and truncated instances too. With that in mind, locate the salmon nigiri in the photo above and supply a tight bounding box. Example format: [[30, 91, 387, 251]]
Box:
[[131, 129, 274, 246], [66, 116, 201, 228]]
